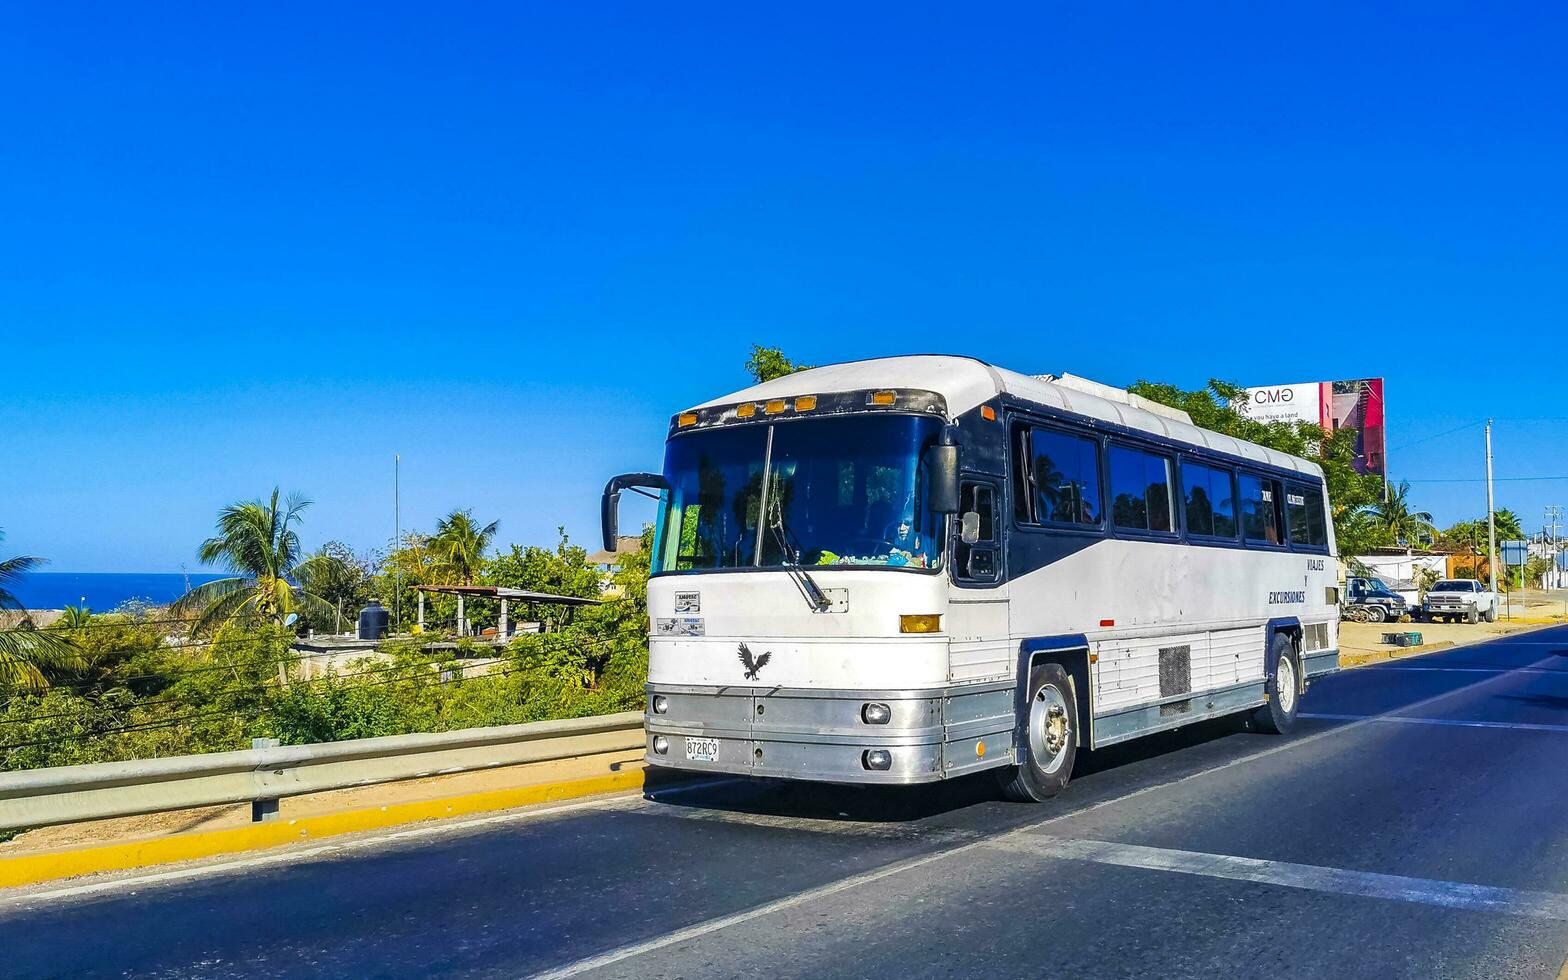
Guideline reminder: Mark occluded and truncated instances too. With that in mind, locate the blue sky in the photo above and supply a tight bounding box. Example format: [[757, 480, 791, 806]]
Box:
[[4, 3, 1567, 571]]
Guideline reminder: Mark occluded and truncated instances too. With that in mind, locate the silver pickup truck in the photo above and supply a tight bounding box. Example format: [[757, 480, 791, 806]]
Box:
[[1422, 579, 1499, 623]]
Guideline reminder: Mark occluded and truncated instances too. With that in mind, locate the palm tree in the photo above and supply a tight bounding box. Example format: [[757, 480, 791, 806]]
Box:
[[430, 510, 498, 585], [58, 605, 94, 630], [174, 489, 344, 634], [1363, 481, 1435, 547], [1493, 508, 1525, 543], [0, 529, 81, 690], [294, 543, 372, 632]]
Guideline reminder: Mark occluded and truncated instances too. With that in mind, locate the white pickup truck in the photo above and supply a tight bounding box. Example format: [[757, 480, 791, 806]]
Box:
[[1422, 579, 1499, 623]]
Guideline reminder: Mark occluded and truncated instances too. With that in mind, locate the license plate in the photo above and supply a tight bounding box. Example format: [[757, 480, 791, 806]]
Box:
[[684, 737, 719, 762]]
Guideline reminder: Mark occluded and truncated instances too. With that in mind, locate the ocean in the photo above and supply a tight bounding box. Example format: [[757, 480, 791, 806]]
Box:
[[3, 572, 229, 611]]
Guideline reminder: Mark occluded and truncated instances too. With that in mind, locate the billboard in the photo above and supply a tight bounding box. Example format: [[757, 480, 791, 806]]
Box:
[[1238, 379, 1385, 477]]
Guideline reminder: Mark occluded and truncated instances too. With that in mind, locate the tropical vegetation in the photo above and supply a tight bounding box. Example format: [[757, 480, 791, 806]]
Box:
[[1362, 481, 1435, 548], [0, 529, 80, 691], [173, 489, 345, 634]]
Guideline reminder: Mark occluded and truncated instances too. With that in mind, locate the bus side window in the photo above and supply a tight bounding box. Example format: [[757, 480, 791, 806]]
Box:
[[1239, 473, 1286, 546], [1284, 482, 1328, 550], [955, 481, 999, 583]]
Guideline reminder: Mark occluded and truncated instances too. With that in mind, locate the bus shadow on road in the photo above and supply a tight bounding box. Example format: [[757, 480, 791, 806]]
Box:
[[642, 767, 1004, 823]]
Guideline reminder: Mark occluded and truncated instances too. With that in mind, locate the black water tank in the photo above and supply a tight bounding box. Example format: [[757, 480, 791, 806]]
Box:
[[357, 601, 390, 640]]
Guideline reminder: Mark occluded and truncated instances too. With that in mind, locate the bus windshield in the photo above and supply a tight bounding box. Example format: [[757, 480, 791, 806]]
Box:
[[652, 414, 945, 574]]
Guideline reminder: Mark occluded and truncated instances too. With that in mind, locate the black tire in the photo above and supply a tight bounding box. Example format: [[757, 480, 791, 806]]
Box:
[[1466, 606, 1480, 625], [1366, 605, 1386, 623], [999, 662, 1079, 802], [1249, 633, 1301, 735], [1484, 604, 1497, 623]]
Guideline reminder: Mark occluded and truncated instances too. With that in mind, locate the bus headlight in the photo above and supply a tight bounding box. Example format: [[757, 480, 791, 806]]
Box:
[[652, 695, 669, 714], [861, 703, 892, 725], [652, 735, 669, 755], [862, 749, 892, 771]]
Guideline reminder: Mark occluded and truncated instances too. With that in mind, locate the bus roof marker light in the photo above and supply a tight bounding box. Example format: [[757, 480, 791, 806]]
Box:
[[677, 413, 698, 427], [794, 395, 817, 412], [736, 403, 756, 419], [981, 405, 997, 421], [764, 399, 788, 415], [868, 390, 897, 406]]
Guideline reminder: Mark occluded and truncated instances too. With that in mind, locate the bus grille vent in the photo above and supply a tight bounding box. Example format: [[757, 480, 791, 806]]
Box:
[[1158, 645, 1192, 699]]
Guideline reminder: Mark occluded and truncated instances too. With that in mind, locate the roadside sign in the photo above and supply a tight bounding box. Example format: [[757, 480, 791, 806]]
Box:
[[1501, 540, 1529, 565]]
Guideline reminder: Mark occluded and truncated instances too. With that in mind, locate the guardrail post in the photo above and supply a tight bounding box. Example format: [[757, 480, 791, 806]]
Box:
[[251, 738, 281, 822]]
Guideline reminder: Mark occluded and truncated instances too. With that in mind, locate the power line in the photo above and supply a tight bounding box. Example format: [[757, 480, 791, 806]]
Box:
[[4, 594, 635, 635], [1387, 420, 1485, 454], [1401, 476, 1568, 484]]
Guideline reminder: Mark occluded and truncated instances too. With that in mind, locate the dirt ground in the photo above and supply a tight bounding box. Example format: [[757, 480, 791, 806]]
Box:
[[1339, 604, 1567, 667]]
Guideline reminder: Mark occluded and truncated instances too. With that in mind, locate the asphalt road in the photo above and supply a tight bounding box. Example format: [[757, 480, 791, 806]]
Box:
[[4, 628, 1568, 979]]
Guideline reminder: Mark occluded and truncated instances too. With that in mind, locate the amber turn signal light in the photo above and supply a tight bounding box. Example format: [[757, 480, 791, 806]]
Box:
[[899, 614, 941, 634]]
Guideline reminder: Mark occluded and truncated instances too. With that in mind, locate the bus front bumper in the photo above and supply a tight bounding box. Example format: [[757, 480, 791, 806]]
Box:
[[643, 682, 1016, 785]]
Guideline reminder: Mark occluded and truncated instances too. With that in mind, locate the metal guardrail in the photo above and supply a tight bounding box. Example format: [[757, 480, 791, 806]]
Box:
[[0, 711, 645, 831]]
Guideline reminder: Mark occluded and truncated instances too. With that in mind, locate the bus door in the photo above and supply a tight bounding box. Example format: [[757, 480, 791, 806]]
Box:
[[948, 479, 1011, 682]]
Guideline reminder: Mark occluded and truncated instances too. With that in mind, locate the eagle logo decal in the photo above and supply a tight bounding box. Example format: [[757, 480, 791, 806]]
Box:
[[737, 642, 771, 681]]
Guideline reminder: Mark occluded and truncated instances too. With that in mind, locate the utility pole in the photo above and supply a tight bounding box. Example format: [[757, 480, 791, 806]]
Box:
[[394, 454, 402, 629], [1485, 421, 1498, 595], [1547, 504, 1564, 590]]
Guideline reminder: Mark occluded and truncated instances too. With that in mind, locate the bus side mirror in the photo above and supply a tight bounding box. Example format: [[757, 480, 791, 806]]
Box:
[[601, 473, 668, 551], [926, 445, 960, 514]]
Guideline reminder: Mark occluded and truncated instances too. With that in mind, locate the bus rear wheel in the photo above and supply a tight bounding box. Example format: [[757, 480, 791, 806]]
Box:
[[1249, 634, 1300, 735], [1000, 662, 1078, 802]]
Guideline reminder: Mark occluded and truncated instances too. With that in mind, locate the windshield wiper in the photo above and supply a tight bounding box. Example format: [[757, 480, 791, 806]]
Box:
[[769, 505, 832, 611]]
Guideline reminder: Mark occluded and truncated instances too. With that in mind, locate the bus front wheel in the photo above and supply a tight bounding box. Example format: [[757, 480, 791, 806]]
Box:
[[1249, 634, 1300, 735], [1000, 662, 1078, 802]]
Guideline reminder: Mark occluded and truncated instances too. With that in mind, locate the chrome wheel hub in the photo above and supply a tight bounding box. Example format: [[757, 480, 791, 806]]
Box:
[[1277, 655, 1297, 714], [1028, 683, 1072, 775]]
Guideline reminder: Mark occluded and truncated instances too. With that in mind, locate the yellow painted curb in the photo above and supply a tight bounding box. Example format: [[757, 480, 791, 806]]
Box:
[[0, 767, 645, 890]]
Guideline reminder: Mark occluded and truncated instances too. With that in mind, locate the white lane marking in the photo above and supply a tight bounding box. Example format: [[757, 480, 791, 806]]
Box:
[[1367, 666, 1560, 674], [527, 652, 1567, 979], [0, 777, 743, 907], [1302, 713, 1568, 734], [1001, 836, 1568, 921], [527, 832, 1004, 980]]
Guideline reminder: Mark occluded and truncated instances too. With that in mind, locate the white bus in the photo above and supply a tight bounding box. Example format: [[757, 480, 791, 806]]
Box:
[[602, 355, 1339, 801]]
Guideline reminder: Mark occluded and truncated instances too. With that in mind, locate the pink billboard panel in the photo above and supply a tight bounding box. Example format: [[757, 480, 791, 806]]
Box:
[[1241, 379, 1385, 477]]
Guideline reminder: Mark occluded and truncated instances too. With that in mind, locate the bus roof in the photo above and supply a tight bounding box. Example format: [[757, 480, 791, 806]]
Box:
[[694, 354, 1324, 479]]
